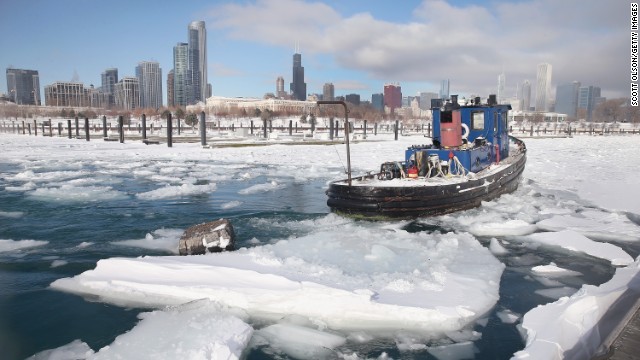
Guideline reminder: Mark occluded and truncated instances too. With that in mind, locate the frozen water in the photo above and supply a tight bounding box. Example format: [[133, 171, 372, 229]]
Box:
[[26, 339, 94, 360], [254, 323, 346, 359], [0, 239, 48, 252], [2, 133, 640, 359], [531, 263, 583, 278], [112, 228, 183, 254]]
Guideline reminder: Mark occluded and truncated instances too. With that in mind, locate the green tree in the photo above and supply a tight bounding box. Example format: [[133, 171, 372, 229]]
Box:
[[185, 113, 198, 126], [175, 107, 185, 121]]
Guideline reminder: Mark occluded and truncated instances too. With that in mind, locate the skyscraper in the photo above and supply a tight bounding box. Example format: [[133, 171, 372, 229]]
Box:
[[101, 68, 118, 108], [114, 77, 140, 110], [188, 21, 207, 104], [372, 93, 384, 112], [439, 79, 450, 100], [276, 76, 286, 98], [136, 61, 163, 109], [535, 63, 552, 112], [384, 83, 402, 114], [44, 82, 86, 107], [173, 42, 189, 107], [6, 68, 40, 105], [323, 83, 335, 101], [419, 92, 438, 110], [555, 81, 581, 118], [167, 70, 175, 107], [497, 72, 506, 104], [578, 86, 602, 122], [520, 80, 531, 111], [290, 52, 307, 101]]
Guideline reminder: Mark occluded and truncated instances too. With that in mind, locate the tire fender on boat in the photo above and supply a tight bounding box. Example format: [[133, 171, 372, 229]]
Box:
[[461, 123, 469, 140]]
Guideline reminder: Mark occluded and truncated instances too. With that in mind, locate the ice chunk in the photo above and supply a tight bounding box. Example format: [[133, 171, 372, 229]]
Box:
[[255, 323, 346, 359], [489, 238, 508, 255], [221, 200, 242, 209], [27, 339, 94, 360], [525, 230, 634, 266], [496, 309, 520, 324], [531, 263, 582, 278], [90, 301, 252, 360], [0, 210, 25, 218], [136, 183, 216, 200], [427, 341, 477, 360], [238, 180, 284, 195], [535, 287, 577, 300], [29, 185, 126, 203], [0, 239, 48, 252], [537, 212, 640, 242], [112, 228, 182, 254], [468, 219, 537, 237]]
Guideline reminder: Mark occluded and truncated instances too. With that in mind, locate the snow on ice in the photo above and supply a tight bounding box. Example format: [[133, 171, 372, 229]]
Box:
[[1, 133, 640, 359]]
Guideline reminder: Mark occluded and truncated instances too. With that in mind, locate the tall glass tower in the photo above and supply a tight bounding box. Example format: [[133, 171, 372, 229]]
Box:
[[535, 63, 552, 112], [439, 79, 450, 100], [173, 42, 189, 107], [290, 52, 307, 101], [188, 21, 207, 104], [136, 61, 163, 109], [6, 68, 40, 105], [101, 68, 118, 108]]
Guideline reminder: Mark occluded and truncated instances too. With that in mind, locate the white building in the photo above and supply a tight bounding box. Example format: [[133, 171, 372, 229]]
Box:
[[535, 63, 552, 112]]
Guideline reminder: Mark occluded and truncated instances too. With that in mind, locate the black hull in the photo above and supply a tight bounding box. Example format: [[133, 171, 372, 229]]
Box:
[[326, 150, 527, 219]]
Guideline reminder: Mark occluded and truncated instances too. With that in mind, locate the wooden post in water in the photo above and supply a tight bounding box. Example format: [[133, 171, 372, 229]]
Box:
[[75, 117, 79, 138], [67, 120, 72, 138], [177, 118, 181, 135], [48, 120, 52, 137], [84, 118, 90, 141], [364, 120, 367, 138], [329, 119, 334, 140], [166, 113, 173, 147], [142, 114, 147, 140], [102, 116, 107, 138], [394, 120, 399, 140], [27, 123, 31, 135], [263, 119, 267, 139], [199, 112, 206, 146], [118, 115, 124, 143], [22, 121, 25, 134], [41, 122, 45, 136], [58, 123, 62, 136], [250, 120, 254, 135], [33, 120, 37, 136], [289, 120, 293, 136]]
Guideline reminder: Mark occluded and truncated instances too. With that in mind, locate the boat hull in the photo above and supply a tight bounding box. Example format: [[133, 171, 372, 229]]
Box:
[[326, 151, 526, 219]]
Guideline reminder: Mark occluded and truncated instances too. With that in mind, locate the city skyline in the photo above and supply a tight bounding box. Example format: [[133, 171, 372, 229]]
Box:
[[0, 0, 630, 105]]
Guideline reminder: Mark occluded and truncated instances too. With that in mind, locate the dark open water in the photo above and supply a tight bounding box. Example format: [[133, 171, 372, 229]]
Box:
[[0, 158, 635, 360]]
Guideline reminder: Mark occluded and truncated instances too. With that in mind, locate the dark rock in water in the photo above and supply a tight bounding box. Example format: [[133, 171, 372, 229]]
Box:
[[179, 219, 235, 255]]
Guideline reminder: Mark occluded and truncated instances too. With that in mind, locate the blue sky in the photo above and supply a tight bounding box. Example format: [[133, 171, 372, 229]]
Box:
[[0, 0, 630, 106]]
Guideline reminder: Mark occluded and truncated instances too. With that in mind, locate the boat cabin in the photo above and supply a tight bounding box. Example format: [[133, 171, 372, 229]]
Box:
[[405, 95, 511, 176]]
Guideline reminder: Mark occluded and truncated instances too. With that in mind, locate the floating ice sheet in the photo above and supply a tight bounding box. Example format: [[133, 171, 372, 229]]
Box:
[[0, 239, 48, 252]]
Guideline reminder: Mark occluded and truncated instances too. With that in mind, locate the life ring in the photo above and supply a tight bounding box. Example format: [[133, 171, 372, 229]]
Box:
[[461, 123, 469, 140]]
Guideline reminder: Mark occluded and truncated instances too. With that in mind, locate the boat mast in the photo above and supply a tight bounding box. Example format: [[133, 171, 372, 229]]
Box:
[[317, 100, 352, 186]]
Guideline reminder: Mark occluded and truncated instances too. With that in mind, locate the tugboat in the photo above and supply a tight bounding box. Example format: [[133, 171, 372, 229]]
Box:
[[322, 95, 526, 219]]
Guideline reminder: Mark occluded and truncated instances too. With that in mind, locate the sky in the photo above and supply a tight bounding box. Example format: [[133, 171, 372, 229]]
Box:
[[0, 0, 631, 105]]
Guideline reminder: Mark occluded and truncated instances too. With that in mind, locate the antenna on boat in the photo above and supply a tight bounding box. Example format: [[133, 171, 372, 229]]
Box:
[[316, 100, 352, 186]]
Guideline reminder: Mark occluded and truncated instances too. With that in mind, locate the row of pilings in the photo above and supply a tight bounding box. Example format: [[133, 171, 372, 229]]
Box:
[[0, 113, 416, 146]]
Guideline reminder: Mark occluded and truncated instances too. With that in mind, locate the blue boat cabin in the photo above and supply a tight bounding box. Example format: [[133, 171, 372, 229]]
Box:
[[404, 95, 511, 176]]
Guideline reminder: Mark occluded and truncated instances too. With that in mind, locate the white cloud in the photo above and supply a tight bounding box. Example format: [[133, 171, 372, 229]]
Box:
[[209, 0, 629, 98]]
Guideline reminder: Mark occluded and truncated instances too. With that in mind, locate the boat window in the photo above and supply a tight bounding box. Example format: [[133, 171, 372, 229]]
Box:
[[441, 111, 452, 123], [501, 113, 508, 130], [494, 113, 498, 132], [471, 111, 484, 130]]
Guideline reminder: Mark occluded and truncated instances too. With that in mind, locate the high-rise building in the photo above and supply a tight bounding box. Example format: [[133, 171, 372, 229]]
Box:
[[44, 82, 87, 107], [345, 93, 360, 106], [578, 85, 602, 122], [188, 21, 207, 104], [173, 42, 189, 107], [6, 68, 40, 105], [439, 79, 450, 100], [520, 80, 531, 111], [419, 92, 438, 110], [276, 76, 286, 98], [497, 72, 506, 104], [323, 83, 335, 101], [384, 83, 402, 114], [555, 81, 581, 118], [290, 52, 307, 101], [207, 83, 212, 98], [136, 61, 162, 109], [167, 70, 175, 107], [114, 77, 140, 110], [535, 63, 552, 112], [372, 93, 384, 112], [101, 68, 118, 108]]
